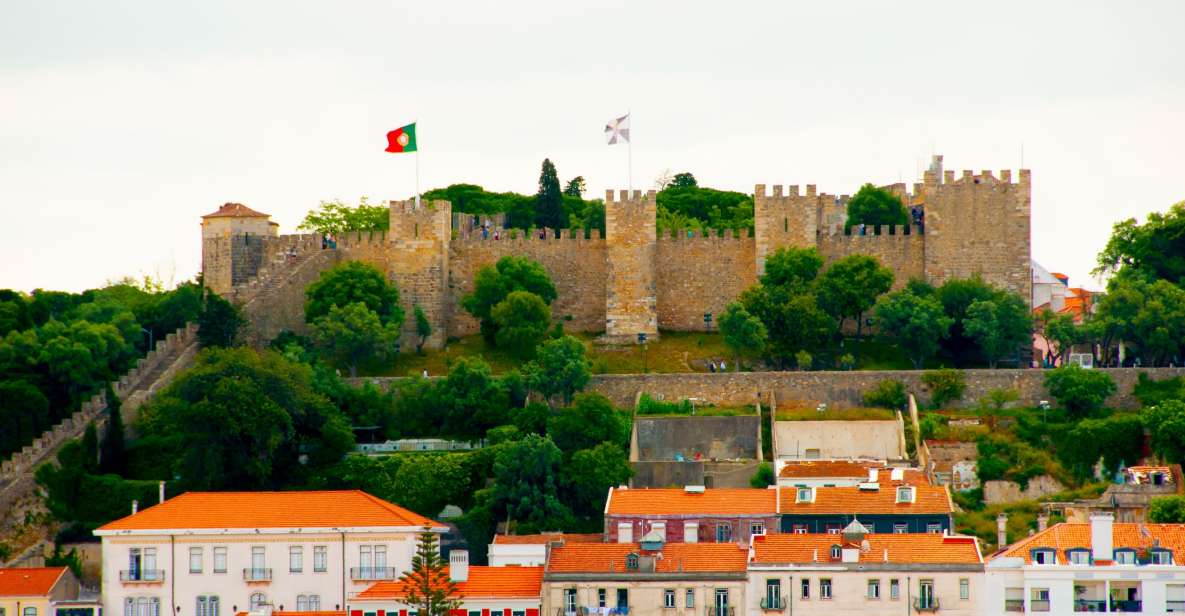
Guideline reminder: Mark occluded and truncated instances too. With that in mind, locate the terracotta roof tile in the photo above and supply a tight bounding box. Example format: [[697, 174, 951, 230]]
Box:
[[355, 567, 543, 600], [202, 202, 270, 219], [0, 567, 68, 597], [751, 533, 982, 565], [493, 533, 603, 545], [546, 543, 747, 574], [606, 488, 776, 516], [1000, 523, 1185, 564], [779, 484, 952, 515], [96, 491, 443, 532]]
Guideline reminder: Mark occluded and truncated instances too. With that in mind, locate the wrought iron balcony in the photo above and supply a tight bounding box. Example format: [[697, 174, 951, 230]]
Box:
[[349, 566, 398, 580], [913, 598, 940, 612], [1004, 599, 1025, 612], [1111, 600, 1142, 613], [707, 607, 734, 616], [119, 570, 165, 583], [243, 568, 272, 581], [1074, 600, 1107, 612], [760, 596, 786, 611]]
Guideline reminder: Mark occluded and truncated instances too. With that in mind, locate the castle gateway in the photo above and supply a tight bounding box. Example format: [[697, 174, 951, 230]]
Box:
[[201, 158, 1031, 349]]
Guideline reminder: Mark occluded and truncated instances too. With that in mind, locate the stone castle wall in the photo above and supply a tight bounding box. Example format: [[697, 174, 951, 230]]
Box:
[[817, 224, 926, 288], [655, 230, 757, 330], [604, 190, 658, 339]]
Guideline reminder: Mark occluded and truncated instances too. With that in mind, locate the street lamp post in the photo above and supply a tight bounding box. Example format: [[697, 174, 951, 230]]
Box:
[[141, 327, 154, 351], [637, 332, 648, 373]]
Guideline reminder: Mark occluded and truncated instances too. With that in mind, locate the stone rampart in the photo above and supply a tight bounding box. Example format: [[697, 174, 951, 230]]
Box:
[[818, 224, 925, 288], [655, 231, 756, 330]]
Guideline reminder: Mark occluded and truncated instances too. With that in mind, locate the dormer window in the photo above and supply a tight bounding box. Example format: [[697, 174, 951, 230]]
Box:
[[896, 486, 914, 503], [830, 545, 841, 560], [1115, 549, 1137, 565], [1067, 549, 1091, 565], [1151, 549, 1173, 565], [1032, 549, 1057, 565], [797, 487, 813, 503], [625, 553, 639, 570]]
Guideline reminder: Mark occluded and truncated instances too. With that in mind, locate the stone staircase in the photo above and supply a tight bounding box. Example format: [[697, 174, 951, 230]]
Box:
[[230, 240, 339, 346]]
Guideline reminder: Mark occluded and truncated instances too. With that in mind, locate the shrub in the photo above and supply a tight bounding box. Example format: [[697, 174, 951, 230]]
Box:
[[923, 368, 965, 408], [749, 463, 775, 488], [863, 379, 907, 410], [636, 394, 693, 415], [1149, 495, 1185, 523], [1134, 374, 1185, 407], [795, 350, 813, 371], [1044, 364, 1117, 417]]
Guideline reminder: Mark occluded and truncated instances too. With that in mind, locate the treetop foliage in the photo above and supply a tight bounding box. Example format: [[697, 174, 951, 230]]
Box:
[[845, 184, 909, 228], [1095, 201, 1185, 286], [305, 261, 404, 327], [298, 198, 389, 235]]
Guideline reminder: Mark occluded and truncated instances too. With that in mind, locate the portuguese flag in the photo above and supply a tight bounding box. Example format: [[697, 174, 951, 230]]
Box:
[[385, 123, 417, 153]]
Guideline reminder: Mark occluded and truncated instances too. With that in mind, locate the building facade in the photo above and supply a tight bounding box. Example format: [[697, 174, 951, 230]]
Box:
[[604, 488, 778, 545], [351, 555, 542, 616], [93, 491, 446, 616], [0, 567, 91, 616], [778, 483, 954, 534], [488, 535, 603, 568]]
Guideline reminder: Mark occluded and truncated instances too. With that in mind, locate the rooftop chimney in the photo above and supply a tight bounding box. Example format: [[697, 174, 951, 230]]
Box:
[[131, 500, 139, 514], [449, 550, 469, 582], [1037, 512, 1049, 532], [1091, 514, 1114, 562], [997, 513, 1008, 549], [159, 481, 166, 504]]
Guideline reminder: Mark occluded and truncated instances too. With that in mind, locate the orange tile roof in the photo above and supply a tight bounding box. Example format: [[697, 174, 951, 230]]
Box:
[[751, 533, 982, 565], [1001, 523, 1185, 564], [355, 567, 543, 600], [546, 543, 747, 574], [779, 484, 952, 515], [606, 488, 776, 516], [493, 533, 603, 545], [0, 567, 68, 597], [96, 491, 443, 532], [201, 202, 270, 219]]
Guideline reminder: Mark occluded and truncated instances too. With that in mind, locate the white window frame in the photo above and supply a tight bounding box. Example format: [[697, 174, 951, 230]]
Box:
[[750, 521, 766, 536], [797, 487, 813, 503], [212, 547, 227, 574], [820, 578, 832, 600], [663, 589, 675, 609], [313, 545, 328, 572], [801, 578, 810, 600], [189, 547, 202, 574], [893, 523, 908, 534], [867, 579, 880, 600], [896, 486, 913, 503], [890, 579, 900, 600], [290, 546, 303, 573], [685, 589, 695, 608], [960, 578, 970, 600]]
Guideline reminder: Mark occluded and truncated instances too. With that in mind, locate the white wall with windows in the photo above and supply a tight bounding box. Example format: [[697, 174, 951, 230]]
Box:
[[746, 568, 983, 616]]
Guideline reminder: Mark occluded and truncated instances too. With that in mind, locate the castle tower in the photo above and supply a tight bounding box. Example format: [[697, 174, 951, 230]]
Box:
[[752, 184, 822, 276], [603, 189, 658, 341], [387, 199, 451, 349], [200, 202, 279, 297], [922, 167, 1032, 302]]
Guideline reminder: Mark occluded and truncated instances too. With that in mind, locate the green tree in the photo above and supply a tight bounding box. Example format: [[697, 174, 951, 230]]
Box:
[[435, 357, 510, 440], [740, 286, 834, 368], [1059, 415, 1144, 478], [0, 380, 49, 457], [864, 379, 907, 410], [548, 393, 628, 454], [1035, 309, 1081, 366], [817, 254, 894, 353], [717, 302, 767, 371], [462, 256, 557, 343], [564, 442, 633, 523], [1044, 364, 1117, 417], [874, 287, 952, 368], [1145, 400, 1185, 464], [298, 197, 390, 235], [99, 385, 125, 474], [197, 290, 242, 348], [413, 306, 432, 354], [749, 462, 775, 488], [526, 335, 591, 406], [760, 247, 823, 292], [656, 185, 753, 232], [310, 303, 401, 377], [492, 434, 573, 533], [491, 291, 551, 358], [845, 183, 908, 228], [304, 261, 405, 327], [922, 369, 966, 409], [400, 528, 461, 616], [671, 172, 698, 188], [535, 158, 568, 230], [322, 454, 472, 517], [1095, 201, 1185, 285], [563, 176, 586, 197], [936, 277, 999, 366], [963, 294, 1032, 368], [1149, 495, 1185, 523]]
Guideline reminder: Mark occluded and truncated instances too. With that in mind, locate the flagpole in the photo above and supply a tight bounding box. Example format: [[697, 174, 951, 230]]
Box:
[[415, 118, 421, 207], [627, 108, 633, 194]]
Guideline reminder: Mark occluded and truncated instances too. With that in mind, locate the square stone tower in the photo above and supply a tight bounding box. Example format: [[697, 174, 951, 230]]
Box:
[[753, 184, 822, 276], [604, 189, 658, 341], [387, 199, 451, 349], [199, 202, 278, 297]]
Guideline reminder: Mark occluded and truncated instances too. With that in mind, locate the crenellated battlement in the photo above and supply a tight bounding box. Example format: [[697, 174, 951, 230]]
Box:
[[604, 188, 657, 203], [657, 228, 753, 241], [451, 227, 605, 244]]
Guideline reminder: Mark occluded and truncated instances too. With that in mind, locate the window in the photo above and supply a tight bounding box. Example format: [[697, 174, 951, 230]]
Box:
[[290, 546, 303, 573], [127, 547, 159, 581], [124, 598, 159, 616], [765, 579, 781, 609], [1004, 588, 1025, 612], [685, 589, 695, 608], [867, 579, 880, 599], [359, 545, 372, 573], [664, 590, 675, 609], [825, 524, 841, 535], [626, 553, 639, 570], [713, 589, 729, 615], [23, 609, 36, 616], [616, 589, 629, 610], [805, 448, 821, 459], [801, 578, 810, 599], [470, 612, 481, 616], [716, 523, 732, 543], [1153, 549, 1174, 565], [960, 578, 970, 600], [564, 588, 578, 614], [927, 524, 942, 534], [918, 580, 935, 610], [598, 589, 607, 608], [890, 579, 900, 600], [195, 596, 219, 616], [1068, 549, 1090, 565], [248, 594, 267, 612], [896, 486, 913, 503], [820, 579, 832, 600], [893, 523, 907, 534], [1031, 588, 1050, 612], [1115, 549, 1137, 565], [375, 545, 387, 570], [796, 487, 813, 503], [189, 547, 202, 574], [213, 547, 226, 574], [792, 524, 807, 534], [750, 521, 766, 536], [313, 546, 327, 572], [1033, 549, 1056, 564], [296, 595, 319, 611], [251, 546, 266, 574], [829, 545, 841, 559]]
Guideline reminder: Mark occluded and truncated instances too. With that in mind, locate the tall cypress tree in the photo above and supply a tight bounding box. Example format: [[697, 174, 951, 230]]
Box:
[[535, 158, 568, 230], [400, 528, 460, 616], [100, 385, 125, 474]]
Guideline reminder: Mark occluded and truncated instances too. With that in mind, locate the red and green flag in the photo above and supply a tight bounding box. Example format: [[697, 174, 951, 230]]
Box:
[[385, 123, 417, 153]]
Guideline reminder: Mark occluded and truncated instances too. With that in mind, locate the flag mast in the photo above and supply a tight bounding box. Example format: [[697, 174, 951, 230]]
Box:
[[415, 118, 420, 207], [627, 107, 633, 194]]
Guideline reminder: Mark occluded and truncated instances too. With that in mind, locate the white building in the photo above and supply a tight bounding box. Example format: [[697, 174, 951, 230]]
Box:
[[487, 534, 603, 567], [94, 490, 446, 616], [352, 552, 542, 616], [985, 514, 1185, 615]]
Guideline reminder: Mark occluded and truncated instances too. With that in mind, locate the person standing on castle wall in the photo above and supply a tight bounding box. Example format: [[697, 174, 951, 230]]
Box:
[[482, 225, 489, 239]]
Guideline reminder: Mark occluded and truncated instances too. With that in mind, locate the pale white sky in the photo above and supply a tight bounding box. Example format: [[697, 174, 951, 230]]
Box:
[[2, 1, 1183, 293]]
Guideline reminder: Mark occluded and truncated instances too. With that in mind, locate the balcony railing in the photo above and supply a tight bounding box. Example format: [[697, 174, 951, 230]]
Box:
[[1074, 600, 1107, 612], [1168, 600, 1185, 613], [1111, 600, 1142, 613], [707, 607, 734, 616], [242, 568, 272, 581], [1031, 599, 1051, 612], [119, 570, 165, 583], [349, 566, 399, 580], [760, 596, 786, 611], [913, 598, 940, 613], [1004, 599, 1025, 612]]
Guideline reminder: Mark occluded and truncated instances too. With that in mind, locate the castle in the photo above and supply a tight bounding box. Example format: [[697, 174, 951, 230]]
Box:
[[201, 156, 1031, 349]]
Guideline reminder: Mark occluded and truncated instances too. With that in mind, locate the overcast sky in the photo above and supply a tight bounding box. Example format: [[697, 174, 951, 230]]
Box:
[[2, 1, 1183, 293]]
